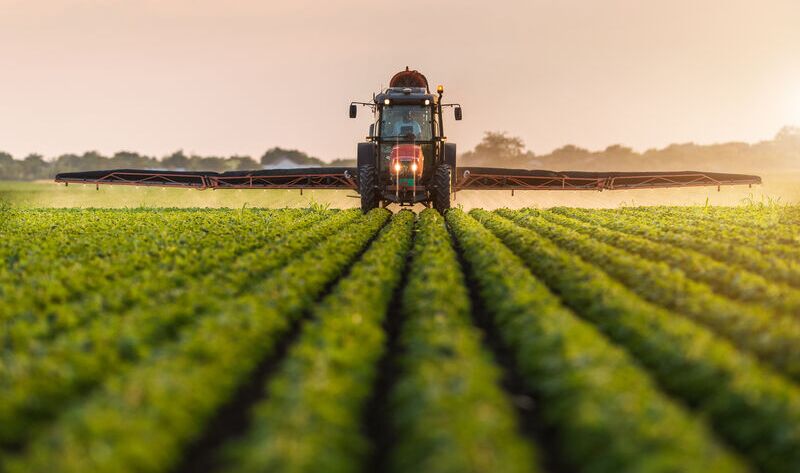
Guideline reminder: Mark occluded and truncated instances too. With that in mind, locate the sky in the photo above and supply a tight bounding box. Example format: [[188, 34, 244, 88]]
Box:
[[0, 0, 799, 162]]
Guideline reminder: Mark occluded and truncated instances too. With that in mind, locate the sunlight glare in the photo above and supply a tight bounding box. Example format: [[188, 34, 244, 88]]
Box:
[[793, 90, 800, 124]]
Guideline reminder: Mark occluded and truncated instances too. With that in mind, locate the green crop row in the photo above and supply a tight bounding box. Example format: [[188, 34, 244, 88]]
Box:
[[569, 207, 800, 288], [0, 209, 360, 448], [610, 206, 800, 260], [448, 209, 745, 473], [0, 209, 311, 337], [388, 209, 536, 473], [219, 210, 414, 473], [1, 211, 205, 318], [617, 205, 799, 238], [2, 209, 327, 349], [0, 211, 241, 302], [498, 208, 800, 381], [472, 209, 800, 473], [1, 209, 389, 472], [603, 205, 793, 230], [2, 210, 356, 446], [548, 207, 800, 316]]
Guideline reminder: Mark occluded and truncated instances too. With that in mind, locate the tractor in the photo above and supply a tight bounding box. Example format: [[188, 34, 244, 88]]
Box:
[[349, 68, 462, 213]]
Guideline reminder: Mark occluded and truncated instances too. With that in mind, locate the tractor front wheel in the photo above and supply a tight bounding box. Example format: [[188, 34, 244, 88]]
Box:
[[432, 164, 452, 214], [358, 164, 379, 213]]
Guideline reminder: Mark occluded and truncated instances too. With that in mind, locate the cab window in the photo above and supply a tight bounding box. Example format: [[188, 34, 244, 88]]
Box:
[[380, 105, 432, 141]]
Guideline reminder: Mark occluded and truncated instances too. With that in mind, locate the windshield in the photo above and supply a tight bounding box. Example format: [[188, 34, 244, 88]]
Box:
[[380, 105, 433, 141]]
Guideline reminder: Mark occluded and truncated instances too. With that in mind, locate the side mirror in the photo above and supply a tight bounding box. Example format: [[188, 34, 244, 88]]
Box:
[[349, 104, 357, 118], [454, 106, 463, 121], [368, 123, 375, 136]]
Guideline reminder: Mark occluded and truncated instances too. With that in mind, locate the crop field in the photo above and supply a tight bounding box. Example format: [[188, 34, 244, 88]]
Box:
[[2, 204, 800, 473]]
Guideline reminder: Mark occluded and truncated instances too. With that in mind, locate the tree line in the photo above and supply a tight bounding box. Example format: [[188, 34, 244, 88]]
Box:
[[0, 148, 356, 181], [460, 127, 800, 173], [1, 127, 799, 180]]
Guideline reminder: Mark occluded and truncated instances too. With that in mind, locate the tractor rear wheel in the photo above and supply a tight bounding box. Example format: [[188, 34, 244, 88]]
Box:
[[432, 164, 452, 214], [358, 164, 379, 213]]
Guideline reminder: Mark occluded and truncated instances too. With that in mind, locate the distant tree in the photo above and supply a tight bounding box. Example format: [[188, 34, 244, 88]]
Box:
[[80, 151, 109, 169], [261, 147, 324, 167], [162, 151, 190, 170], [22, 154, 48, 179], [602, 144, 635, 157], [475, 131, 527, 160], [227, 155, 259, 171], [0, 152, 19, 180], [53, 153, 89, 174], [776, 126, 800, 141], [23, 153, 45, 164], [461, 131, 533, 166], [188, 155, 227, 172], [550, 144, 591, 157], [111, 151, 154, 169]]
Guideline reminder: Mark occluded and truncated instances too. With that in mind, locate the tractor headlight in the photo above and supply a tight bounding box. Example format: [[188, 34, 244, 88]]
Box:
[[424, 99, 430, 105], [411, 163, 418, 172], [394, 163, 401, 172], [384, 99, 390, 105]]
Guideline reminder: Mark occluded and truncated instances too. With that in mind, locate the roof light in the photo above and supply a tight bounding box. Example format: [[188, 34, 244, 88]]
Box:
[[436, 85, 444, 94], [384, 99, 390, 105]]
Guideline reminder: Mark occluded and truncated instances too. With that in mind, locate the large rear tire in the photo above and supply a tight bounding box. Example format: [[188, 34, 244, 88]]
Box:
[[432, 164, 451, 214], [358, 164, 379, 213]]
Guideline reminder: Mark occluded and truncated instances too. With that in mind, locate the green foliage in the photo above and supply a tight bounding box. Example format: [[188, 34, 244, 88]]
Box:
[[549, 207, 800, 315], [566, 206, 800, 287], [499, 208, 800, 381], [3, 209, 390, 472], [389, 209, 537, 473], [220, 211, 413, 472], [5, 205, 800, 473], [472, 208, 800, 473], [448, 209, 745, 473], [0, 209, 359, 448]]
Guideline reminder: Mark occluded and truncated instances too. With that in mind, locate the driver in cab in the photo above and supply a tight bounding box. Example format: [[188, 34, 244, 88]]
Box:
[[392, 111, 422, 139]]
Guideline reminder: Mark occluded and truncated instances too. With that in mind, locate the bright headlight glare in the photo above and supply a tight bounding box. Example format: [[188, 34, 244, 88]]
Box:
[[394, 163, 401, 172], [411, 163, 418, 172]]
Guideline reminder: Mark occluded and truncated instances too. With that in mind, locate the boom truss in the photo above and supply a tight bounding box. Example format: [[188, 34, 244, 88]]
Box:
[[55, 167, 760, 192]]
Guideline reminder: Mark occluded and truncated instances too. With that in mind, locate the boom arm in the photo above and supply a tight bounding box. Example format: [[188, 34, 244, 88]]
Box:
[[55, 168, 359, 190], [455, 167, 762, 191], [55, 167, 760, 192]]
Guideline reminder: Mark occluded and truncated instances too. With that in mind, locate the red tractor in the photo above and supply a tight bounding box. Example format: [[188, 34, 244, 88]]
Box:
[[349, 67, 461, 212]]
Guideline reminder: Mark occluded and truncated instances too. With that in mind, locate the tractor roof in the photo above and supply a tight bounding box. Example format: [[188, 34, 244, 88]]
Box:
[[374, 87, 436, 105]]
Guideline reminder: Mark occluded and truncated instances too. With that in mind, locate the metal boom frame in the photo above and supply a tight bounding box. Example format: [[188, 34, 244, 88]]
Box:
[[55, 167, 761, 193]]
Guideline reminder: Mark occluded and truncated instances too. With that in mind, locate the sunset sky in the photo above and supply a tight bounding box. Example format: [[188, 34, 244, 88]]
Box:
[[1, 0, 798, 162]]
